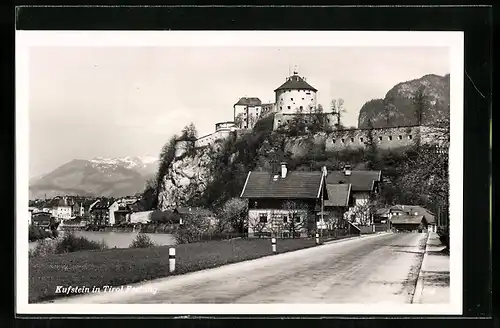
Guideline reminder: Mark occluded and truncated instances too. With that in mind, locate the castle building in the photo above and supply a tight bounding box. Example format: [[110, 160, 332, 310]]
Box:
[[272, 70, 334, 130], [275, 70, 318, 114], [233, 97, 262, 129], [195, 121, 237, 149]]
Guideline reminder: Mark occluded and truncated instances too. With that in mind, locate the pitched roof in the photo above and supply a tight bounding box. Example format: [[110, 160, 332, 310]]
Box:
[[234, 97, 262, 106], [42, 198, 60, 208], [92, 199, 113, 210], [240, 171, 323, 199], [391, 215, 426, 225], [274, 74, 317, 92], [57, 198, 71, 207], [375, 208, 391, 216], [326, 170, 381, 192], [324, 184, 351, 207], [390, 205, 436, 224]]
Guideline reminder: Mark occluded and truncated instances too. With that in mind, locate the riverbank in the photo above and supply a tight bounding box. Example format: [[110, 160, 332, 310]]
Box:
[[30, 237, 317, 303], [60, 222, 177, 234], [30, 230, 176, 250]]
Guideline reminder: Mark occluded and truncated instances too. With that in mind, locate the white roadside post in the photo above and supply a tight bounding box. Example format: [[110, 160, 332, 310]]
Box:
[[271, 238, 277, 254], [169, 247, 176, 273], [315, 233, 320, 245]]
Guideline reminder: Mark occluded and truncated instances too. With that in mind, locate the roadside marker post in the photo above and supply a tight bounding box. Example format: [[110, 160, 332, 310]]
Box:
[[169, 247, 176, 273], [315, 233, 320, 245], [271, 238, 277, 254]]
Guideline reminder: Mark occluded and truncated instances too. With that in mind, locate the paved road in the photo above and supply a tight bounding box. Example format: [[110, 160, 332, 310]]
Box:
[[51, 232, 428, 304]]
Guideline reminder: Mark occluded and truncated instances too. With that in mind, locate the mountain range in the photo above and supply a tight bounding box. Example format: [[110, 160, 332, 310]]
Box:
[[29, 156, 159, 200]]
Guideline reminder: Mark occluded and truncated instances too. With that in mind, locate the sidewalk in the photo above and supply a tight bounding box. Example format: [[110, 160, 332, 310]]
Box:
[[412, 231, 450, 304]]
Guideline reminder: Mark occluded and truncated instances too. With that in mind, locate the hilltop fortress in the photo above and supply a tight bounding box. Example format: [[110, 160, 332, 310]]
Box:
[[174, 70, 445, 158]]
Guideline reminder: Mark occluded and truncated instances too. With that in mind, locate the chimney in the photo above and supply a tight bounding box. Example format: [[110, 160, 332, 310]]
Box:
[[280, 162, 288, 179], [344, 164, 352, 176]]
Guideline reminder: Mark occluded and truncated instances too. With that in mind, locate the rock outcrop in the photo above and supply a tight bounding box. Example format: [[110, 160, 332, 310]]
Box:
[[358, 74, 450, 128], [157, 147, 212, 210]]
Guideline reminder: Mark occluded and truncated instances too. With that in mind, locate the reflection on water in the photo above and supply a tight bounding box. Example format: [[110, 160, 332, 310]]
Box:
[[29, 230, 175, 250]]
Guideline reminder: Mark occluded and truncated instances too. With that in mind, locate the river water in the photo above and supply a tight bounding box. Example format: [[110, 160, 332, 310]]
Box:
[[28, 231, 176, 250]]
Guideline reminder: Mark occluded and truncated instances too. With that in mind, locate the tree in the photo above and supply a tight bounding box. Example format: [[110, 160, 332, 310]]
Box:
[[234, 113, 245, 129], [413, 85, 428, 125], [140, 178, 158, 211], [282, 200, 310, 238], [330, 98, 347, 128], [180, 122, 198, 140], [346, 194, 380, 226], [364, 119, 379, 169], [268, 210, 285, 237], [248, 213, 269, 238], [218, 197, 249, 233], [173, 213, 211, 244], [382, 101, 395, 126]]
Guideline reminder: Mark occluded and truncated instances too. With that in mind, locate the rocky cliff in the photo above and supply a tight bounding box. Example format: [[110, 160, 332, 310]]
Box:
[[157, 147, 212, 210], [358, 74, 450, 128]]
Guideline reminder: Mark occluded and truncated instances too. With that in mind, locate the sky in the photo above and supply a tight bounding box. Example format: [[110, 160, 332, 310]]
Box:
[[28, 46, 449, 178]]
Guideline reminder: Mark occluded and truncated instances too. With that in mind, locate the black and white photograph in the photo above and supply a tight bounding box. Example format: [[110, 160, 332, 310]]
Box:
[[16, 31, 463, 315]]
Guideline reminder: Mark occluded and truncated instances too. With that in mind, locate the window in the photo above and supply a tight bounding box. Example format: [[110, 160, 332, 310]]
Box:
[[360, 137, 364, 142], [300, 106, 303, 110], [305, 120, 308, 124], [332, 139, 336, 143], [306, 92, 311, 95], [350, 138, 354, 142], [341, 138, 345, 143], [283, 215, 288, 223], [291, 98, 294, 101], [259, 214, 268, 223], [408, 135, 413, 140], [280, 106, 282, 110], [398, 135, 403, 140], [327, 119, 330, 123], [287, 106, 291, 109], [302, 98, 305, 100], [378, 136, 383, 141], [388, 136, 393, 141]]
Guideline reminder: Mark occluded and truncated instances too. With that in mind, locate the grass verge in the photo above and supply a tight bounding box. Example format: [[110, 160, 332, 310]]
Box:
[[29, 238, 316, 303]]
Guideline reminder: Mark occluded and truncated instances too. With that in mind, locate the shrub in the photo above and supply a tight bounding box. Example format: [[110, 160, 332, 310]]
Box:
[[29, 239, 57, 258], [129, 233, 156, 248], [54, 232, 108, 254], [51, 229, 59, 239], [29, 225, 52, 241]]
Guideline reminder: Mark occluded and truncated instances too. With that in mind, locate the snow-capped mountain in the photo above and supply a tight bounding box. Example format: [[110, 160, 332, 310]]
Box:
[[88, 156, 159, 176], [29, 156, 159, 199]]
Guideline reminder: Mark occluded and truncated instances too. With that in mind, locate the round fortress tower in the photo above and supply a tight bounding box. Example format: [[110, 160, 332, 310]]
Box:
[[274, 69, 318, 114]]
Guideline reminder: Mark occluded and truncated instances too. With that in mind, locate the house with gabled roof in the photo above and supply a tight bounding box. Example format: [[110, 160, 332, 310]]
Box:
[[240, 162, 328, 238], [90, 198, 114, 225], [391, 214, 428, 232], [325, 165, 382, 226], [388, 204, 436, 232]]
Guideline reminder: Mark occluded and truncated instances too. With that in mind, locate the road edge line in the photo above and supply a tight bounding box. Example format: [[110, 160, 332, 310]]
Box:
[[322, 231, 391, 245], [411, 232, 431, 304]]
